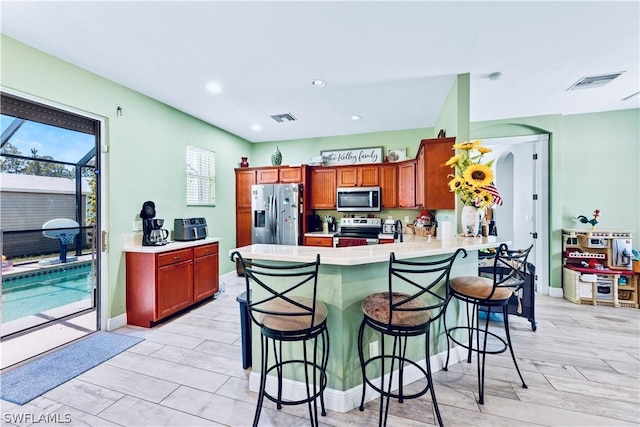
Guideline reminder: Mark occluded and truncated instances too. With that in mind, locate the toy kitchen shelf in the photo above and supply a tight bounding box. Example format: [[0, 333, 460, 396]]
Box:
[[562, 228, 638, 308]]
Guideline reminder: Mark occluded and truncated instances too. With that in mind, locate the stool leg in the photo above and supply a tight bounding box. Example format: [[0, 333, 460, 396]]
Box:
[[320, 328, 329, 416], [425, 329, 444, 427], [381, 334, 395, 427], [275, 339, 283, 410], [253, 334, 269, 427], [503, 305, 527, 389], [467, 302, 476, 364], [357, 319, 368, 411], [478, 305, 490, 405], [398, 335, 409, 404], [301, 339, 315, 427], [443, 297, 451, 371]]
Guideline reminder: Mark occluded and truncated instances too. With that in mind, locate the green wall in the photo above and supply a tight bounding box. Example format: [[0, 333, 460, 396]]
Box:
[[433, 73, 470, 142], [250, 127, 432, 167], [1, 35, 252, 319]]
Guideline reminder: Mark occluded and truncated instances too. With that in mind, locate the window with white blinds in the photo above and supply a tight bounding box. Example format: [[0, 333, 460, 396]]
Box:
[[186, 145, 215, 205]]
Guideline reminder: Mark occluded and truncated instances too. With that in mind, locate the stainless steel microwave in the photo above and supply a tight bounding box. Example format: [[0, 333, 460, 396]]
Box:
[[336, 186, 381, 212]]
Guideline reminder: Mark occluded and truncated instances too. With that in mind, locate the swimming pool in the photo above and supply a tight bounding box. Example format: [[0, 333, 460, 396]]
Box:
[[1, 263, 94, 324]]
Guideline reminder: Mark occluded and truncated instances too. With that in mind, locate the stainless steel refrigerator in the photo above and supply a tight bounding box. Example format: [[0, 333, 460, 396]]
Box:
[[251, 183, 303, 245]]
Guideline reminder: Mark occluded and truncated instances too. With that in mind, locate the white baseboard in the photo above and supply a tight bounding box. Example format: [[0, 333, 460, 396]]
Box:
[[248, 346, 468, 413], [106, 313, 127, 331], [548, 287, 563, 298]]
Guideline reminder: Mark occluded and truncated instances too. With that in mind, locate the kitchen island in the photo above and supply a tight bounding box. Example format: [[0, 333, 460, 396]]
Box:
[[230, 236, 507, 412]]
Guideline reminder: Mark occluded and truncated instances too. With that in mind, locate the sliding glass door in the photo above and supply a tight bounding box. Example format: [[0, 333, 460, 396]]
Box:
[[0, 92, 101, 345]]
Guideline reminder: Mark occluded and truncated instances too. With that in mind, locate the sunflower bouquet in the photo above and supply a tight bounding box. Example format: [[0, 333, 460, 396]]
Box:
[[446, 140, 502, 209]]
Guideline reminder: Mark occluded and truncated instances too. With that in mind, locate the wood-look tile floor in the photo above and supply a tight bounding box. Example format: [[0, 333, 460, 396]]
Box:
[[2, 271, 639, 426]]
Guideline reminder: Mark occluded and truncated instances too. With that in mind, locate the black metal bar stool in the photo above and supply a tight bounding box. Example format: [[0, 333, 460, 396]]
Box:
[[230, 252, 329, 427], [357, 249, 467, 427], [444, 243, 533, 405]]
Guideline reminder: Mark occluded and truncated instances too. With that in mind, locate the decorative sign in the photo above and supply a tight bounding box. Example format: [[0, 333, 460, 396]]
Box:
[[320, 146, 383, 165]]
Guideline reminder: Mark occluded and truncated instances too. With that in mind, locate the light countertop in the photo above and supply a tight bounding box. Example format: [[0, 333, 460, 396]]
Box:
[[231, 236, 504, 266], [123, 235, 220, 253]]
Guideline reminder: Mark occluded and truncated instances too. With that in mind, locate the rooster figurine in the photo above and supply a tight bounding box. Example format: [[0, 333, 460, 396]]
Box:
[[577, 209, 600, 230]]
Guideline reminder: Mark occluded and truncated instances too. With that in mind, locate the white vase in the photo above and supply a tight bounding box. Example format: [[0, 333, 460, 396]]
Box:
[[460, 205, 482, 236]]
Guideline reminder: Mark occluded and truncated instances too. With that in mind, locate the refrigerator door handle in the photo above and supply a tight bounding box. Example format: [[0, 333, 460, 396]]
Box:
[[272, 193, 279, 244]]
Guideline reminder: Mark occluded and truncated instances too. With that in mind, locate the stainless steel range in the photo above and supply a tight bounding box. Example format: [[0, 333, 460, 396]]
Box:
[[333, 218, 381, 247]]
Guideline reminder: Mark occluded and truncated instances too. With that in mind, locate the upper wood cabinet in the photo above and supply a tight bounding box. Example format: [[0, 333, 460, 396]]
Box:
[[379, 164, 398, 208], [279, 167, 303, 183], [309, 168, 337, 209], [256, 168, 279, 184], [415, 137, 456, 210], [336, 165, 380, 187], [235, 169, 256, 209], [398, 160, 416, 208], [256, 166, 302, 184]]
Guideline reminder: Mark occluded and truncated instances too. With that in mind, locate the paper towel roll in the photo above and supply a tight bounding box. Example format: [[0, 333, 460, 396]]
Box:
[[441, 221, 452, 240]]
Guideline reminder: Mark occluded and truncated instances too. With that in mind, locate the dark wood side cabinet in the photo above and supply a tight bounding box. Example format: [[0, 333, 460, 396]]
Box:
[[126, 241, 219, 327], [415, 137, 456, 210]]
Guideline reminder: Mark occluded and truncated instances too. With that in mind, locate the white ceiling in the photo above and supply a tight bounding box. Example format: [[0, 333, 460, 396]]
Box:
[[1, 1, 638, 143]]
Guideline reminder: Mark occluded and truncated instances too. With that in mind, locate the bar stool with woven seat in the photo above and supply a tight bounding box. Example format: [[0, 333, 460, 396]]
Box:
[[230, 252, 329, 427], [444, 243, 533, 405], [357, 249, 467, 427]]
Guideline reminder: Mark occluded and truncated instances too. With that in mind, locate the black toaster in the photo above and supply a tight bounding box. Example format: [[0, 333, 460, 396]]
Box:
[[174, 218, 208, 241]]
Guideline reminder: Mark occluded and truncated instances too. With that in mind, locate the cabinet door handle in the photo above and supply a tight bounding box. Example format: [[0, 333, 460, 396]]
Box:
[[173, 256, 181, 260]]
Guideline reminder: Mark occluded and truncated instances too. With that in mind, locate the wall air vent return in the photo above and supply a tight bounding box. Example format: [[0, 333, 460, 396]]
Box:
[[270, 113, 297, 123], [567, 72, 624, 91]]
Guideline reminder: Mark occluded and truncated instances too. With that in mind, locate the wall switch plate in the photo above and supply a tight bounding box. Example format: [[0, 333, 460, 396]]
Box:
[[404, 216, 410, 224], [369, 341, 379, 358], [133, 220, 142, 231]]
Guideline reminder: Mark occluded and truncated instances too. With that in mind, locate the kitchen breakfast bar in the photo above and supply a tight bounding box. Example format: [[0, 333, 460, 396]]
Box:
[[230, 236, 507, 412]]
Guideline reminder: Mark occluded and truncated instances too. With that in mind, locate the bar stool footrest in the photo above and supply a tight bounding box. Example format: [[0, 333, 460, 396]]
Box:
[[447, 326, 508, 355], [361, 355, 431, 401], [263, 359, 328, 407]]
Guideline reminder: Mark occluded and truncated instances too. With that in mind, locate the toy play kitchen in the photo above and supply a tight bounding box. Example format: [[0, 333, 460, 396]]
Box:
[[562, 228, 638, 308]]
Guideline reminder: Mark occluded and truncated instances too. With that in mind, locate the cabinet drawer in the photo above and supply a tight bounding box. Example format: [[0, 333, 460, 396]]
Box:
[[158, 248, 193, 267], [194, 243, 219, 258], [304, 236, 333, 247]]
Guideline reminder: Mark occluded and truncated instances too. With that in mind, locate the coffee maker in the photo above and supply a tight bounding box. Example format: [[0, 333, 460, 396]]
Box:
[[140, 201, 169, 246]]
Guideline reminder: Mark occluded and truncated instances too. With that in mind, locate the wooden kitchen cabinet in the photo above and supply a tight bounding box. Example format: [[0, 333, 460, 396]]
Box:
[[256, 168, 279, 184], [397, 160, 416, 208], [415, 137, 455, 210], [379, 164, 398, 208], [236, 169, 256, 247], [157, 256, 193, 319], [193, 243, 219, 301], [126, 242, 219, 327], [304, 235, 334, 247], [256, 166, 302, 184], [336, 165, 379, 187], [236, 169, 256, 209], [309, 167, 337, 209], [279, 166, 303, 183]]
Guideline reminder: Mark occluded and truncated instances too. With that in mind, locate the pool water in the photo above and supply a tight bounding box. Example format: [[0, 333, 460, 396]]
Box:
[[2, 264, 94, 323]]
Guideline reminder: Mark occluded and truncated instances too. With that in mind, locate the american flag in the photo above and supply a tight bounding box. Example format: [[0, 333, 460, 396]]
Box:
[[483, 183, 503, 207]]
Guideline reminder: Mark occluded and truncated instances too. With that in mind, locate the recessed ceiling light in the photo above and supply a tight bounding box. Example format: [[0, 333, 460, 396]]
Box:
[[350, 115, 361, 121], [206, 82, 223, 93], [250, 124, 262, 131], [311, 79, 327, 88]]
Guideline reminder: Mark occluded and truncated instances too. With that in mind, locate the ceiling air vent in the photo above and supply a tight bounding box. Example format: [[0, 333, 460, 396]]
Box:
[[270, 113, 297, 123], [567, 72, 624, 91]]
